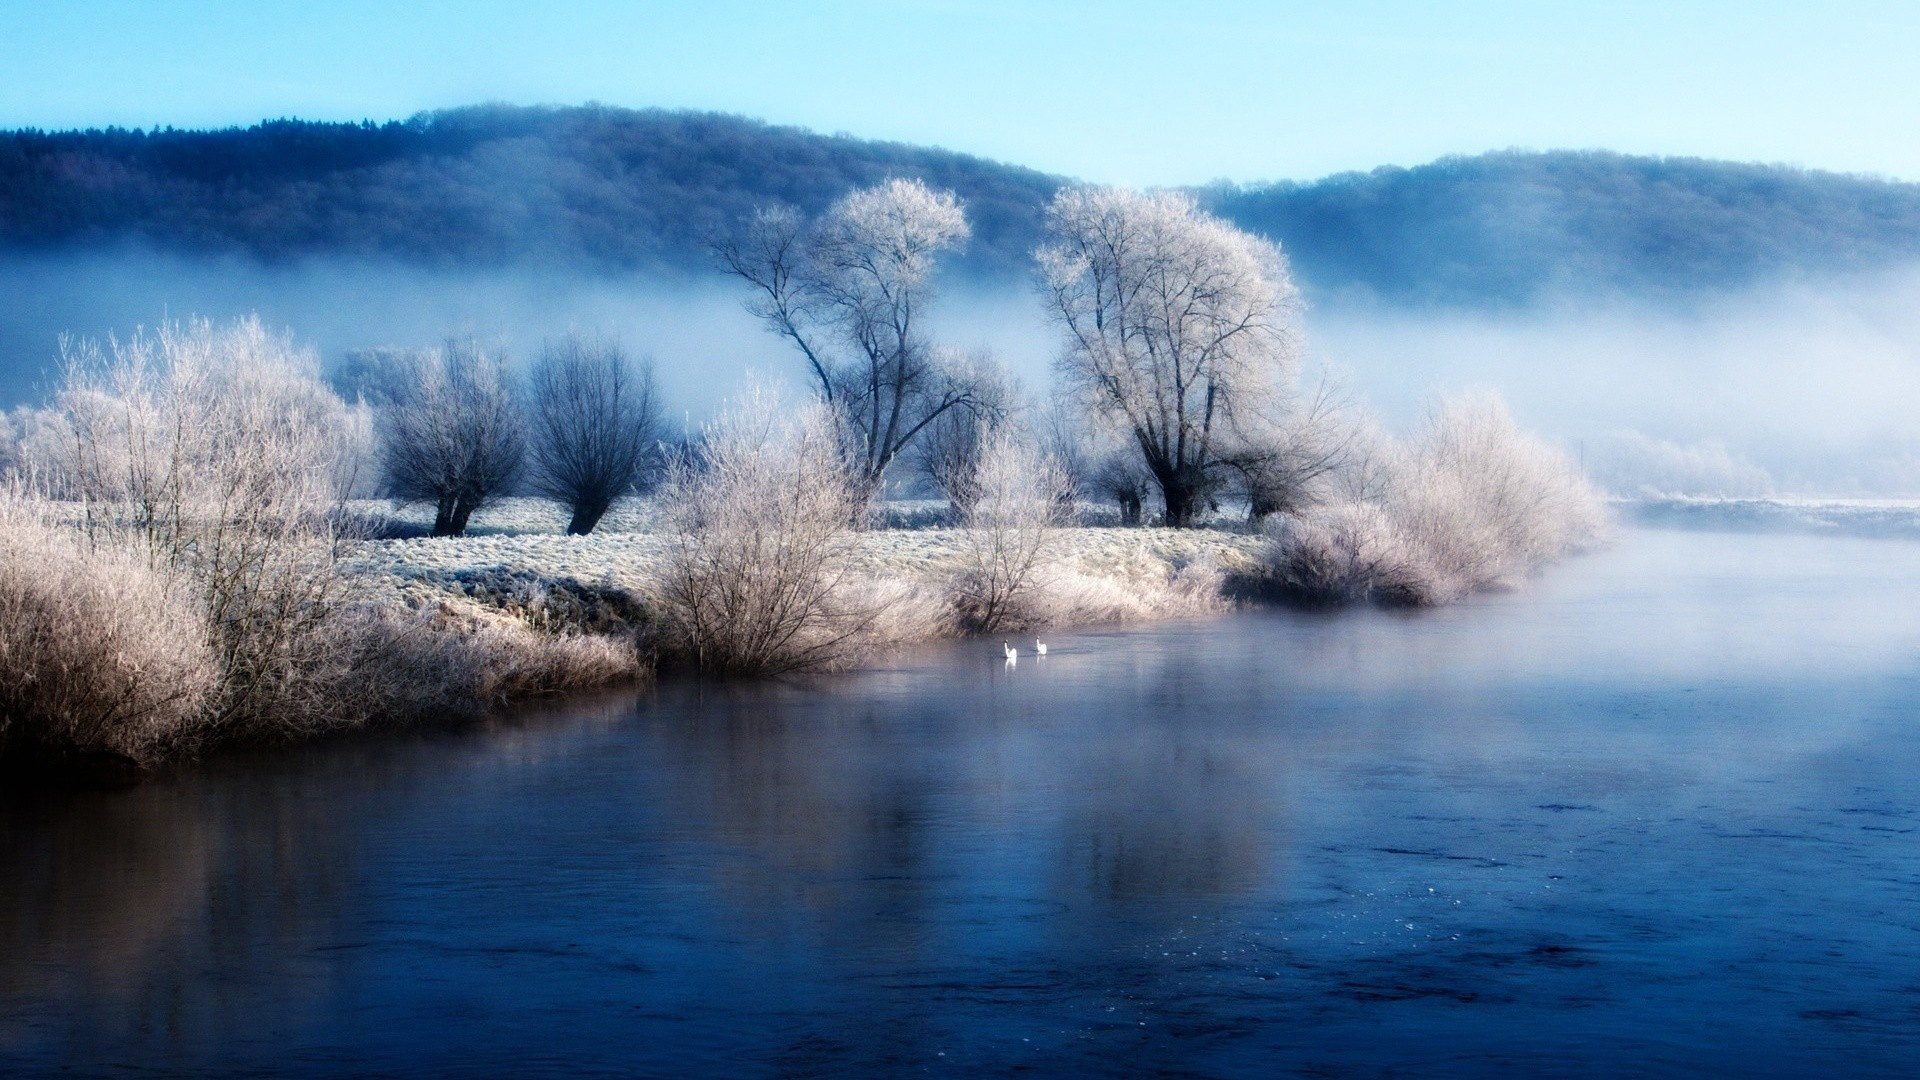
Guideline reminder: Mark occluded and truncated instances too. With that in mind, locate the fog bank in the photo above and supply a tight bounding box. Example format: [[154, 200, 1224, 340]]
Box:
[[4, 251, 1918, 494]]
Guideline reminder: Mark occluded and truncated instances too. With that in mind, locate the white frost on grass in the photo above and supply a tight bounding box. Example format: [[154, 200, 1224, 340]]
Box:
[[344, 497, 1265, 633]]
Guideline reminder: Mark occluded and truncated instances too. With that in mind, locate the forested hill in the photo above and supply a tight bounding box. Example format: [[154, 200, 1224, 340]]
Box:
[[1206, 152, 1920, 304], [6, 103, 1920, 304]]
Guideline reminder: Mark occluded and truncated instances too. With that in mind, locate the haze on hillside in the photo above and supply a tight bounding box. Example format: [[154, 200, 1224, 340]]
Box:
[[4, 105, 1920, 495]]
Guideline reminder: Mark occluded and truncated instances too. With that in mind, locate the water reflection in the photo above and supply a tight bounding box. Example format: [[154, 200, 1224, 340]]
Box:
[[4, 530, 1920, 1077]]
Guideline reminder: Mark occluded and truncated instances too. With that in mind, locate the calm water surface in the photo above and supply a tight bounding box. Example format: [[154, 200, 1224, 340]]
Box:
[[5, 528, 1920, 1078]]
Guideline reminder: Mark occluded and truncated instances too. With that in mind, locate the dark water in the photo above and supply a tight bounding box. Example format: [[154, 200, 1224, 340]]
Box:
[[5, 529, 1920, 1078]]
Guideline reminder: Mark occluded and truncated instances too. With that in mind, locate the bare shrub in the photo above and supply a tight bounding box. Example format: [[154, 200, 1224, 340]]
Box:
[[378, 339, 526, 537], [1032, 558, 1232, 626], [1406, 395, 1610, 584], [308, 601, 642, 727], [50, 316, 365, 734], [1272, 394, 1608, 606], [0, 497, 217, 764], [1269, 504, 1427, 605], [653, 390, 891, 675], [949, 425, 1071, 631], [528, 335, 661, 535]]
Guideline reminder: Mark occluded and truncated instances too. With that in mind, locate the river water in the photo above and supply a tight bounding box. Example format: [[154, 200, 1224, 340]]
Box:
[[4, 528, 1920, 1078]]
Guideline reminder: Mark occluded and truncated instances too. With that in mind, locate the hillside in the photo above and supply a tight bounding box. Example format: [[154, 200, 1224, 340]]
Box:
[[6, 103, 1920, 303], [1207, 151, 1920, 304]]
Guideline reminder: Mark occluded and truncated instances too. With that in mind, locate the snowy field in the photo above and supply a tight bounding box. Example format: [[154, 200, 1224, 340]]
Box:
[[345, 497, 1269, 613]]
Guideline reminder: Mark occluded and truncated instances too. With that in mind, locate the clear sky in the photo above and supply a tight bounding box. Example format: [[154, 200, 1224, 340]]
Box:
[[2, 0, 1917, 185]]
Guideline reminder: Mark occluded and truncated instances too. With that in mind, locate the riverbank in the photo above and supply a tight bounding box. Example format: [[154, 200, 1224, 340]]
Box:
[[344, 495, 1266, 661]]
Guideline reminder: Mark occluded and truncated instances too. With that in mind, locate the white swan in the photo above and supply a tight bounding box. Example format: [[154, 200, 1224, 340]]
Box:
[[1034, 638, 1048, 656], [1003, 640, 1018, 661]]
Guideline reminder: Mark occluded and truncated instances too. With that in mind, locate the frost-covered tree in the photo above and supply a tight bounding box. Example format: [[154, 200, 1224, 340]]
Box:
[[378, 339, 525, 537], [719, 177, 984, 495], [528, 336, 661, 535], [1223, 377, 1358, 524], [1038, 187, 1302, 526], [908, 351, 1017, 515], [47, 317, 363, 733]]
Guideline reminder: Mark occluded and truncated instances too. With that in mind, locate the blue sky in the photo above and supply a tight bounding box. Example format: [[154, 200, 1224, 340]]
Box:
[[2, 0, 1917, 185]]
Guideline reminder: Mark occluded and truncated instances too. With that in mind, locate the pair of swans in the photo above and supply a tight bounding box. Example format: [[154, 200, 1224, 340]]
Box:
[[1002, 638, 1046, 661]]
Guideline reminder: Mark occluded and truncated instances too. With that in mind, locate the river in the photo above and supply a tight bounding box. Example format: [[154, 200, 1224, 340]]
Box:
[[4, 528, 1920, 1077]]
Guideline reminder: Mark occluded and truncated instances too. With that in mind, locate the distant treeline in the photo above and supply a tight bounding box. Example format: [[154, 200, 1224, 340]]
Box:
[[6, 103, 1920, 303]]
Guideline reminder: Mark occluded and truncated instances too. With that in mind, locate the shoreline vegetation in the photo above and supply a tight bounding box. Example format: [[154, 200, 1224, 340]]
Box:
[[0, 178, 1611, 779], [0, 399, 1603, 778]]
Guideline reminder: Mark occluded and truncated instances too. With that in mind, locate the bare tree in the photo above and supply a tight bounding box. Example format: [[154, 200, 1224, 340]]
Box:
[[908, 351, 1016, 515], [1032, 400, 1093, 523], [1090, 448, 1155, 525], [378, 339, 526, 537], [1223, 376, 1359, 524], [1038, 187, 1302, 526], [528, 335, 661, 535], [719, 178, 981, 496]]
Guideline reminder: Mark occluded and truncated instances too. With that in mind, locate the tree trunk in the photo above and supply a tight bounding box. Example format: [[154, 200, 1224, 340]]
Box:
[[566, 499, 610, 536], [431, 495, 458, 537], [1159, 476, 1203, 528], [446, 496, 479, 537]]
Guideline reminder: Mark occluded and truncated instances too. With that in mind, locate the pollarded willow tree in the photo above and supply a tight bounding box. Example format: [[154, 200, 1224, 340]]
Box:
[[1037, 187, 1303, 526], [377, 339, 526, 537], [528, 335, 661, 536], [719, 177, 987, 495]]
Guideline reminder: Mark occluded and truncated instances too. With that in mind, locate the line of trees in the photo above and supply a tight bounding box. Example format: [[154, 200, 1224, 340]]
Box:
[[717, 178, 1343, 529], [335, 335, 664, 536]]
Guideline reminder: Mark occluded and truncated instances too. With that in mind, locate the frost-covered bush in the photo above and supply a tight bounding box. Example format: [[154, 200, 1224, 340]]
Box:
[[1270, 503, 1427, 605], [308, 601, 642, 727], [1587, 429, 1773, 498], [948, 425, 1071, 631], [653, 391, 892, 674], [48, 317, 370, 734], [1273, 394, 1607, 606], [0, 497, 217, 764]]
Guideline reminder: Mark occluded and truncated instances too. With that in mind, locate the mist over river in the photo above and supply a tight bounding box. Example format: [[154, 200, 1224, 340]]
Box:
[[5, 527, 1920, 1078]]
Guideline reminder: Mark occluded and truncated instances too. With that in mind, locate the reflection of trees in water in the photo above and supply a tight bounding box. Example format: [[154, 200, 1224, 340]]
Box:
[[0, 739, 490, 1060], [0, 779, 349, 1055], [651, 660, 1292, 940], [649, 684, 946, 945], [1051, 734, 1282, 905]]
